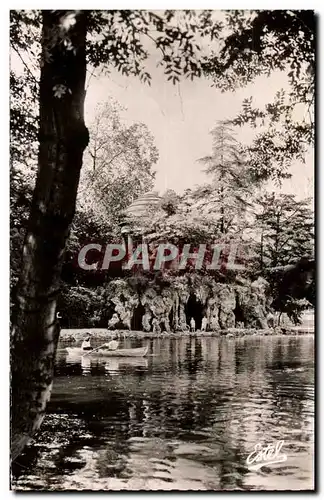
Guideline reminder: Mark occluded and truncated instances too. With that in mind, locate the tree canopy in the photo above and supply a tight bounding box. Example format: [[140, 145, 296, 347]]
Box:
[[203, 10, 315, 180], [11, 10, 315, 181]]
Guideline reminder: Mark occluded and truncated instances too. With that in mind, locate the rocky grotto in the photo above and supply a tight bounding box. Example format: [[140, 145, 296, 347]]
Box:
[[105, 274, 271, 332], [73, 192, 313, 334]]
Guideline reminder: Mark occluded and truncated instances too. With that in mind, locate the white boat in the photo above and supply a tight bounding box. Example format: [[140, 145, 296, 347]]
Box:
[[65, 345, 149, 358]]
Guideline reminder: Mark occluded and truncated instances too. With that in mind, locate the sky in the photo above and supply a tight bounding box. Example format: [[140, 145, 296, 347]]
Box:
[[85, 61, 314, 201]]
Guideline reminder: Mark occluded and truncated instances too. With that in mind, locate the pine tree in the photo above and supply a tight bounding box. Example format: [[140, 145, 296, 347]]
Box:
[[256, 193, 314, 269], [197, 121, 256, 235]]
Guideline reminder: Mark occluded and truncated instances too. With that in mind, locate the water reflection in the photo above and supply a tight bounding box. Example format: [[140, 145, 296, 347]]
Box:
[[12, 335, 314, 491], [64, 351, 149, 376]]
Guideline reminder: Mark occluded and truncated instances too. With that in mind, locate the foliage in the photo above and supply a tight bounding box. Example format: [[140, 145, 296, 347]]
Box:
[[255, 192, 314, 269], [10, 11, 40, 297], [203, 10, 315, 180], [78, 99, 158, 228], [60, 98, 159, 293], [10, 10, 40, 164], [10, 95, 159, 310], [195, 121, 258, 234], [281, 297, 312, 325], [159, 189, 181, 216], [58, 284, 108, 328], [11, 10, 315, 184], [10, 10, 225, 163], [10, 161, 35, 296], [87, 10, 222, 83], [127, 193, 222, 245], [204, 10, 314, 98]]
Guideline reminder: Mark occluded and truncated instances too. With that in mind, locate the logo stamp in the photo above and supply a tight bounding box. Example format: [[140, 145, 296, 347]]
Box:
[[246, 440, 287, 471]]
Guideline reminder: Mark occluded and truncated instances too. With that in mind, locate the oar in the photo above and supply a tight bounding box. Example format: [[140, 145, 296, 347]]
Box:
[[82, 342, 108, 357]]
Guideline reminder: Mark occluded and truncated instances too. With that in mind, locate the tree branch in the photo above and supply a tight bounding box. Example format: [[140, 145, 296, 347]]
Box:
[[11, 42, 38, 85]]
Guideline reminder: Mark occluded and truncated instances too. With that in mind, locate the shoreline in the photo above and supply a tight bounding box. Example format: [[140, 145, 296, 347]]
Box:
[[59, 327, 314, 343]]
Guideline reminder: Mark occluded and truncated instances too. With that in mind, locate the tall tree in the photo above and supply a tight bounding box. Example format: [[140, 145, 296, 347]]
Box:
[[78, 99, 158, 227], [255, 193, 314, 269], [197, 122, 256, 234], [11, 10, 89, 460]]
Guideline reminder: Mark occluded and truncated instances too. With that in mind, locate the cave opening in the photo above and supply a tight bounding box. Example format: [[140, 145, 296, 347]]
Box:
[[131, 304, 146, 331], [169, 308, 174, 330], [234, 300, 245, 327], [185, 293, 203, 330]]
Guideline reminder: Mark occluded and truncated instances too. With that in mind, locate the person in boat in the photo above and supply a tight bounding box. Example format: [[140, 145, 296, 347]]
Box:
[[101, 339, 119, 351], [81, 334, 92, 351]]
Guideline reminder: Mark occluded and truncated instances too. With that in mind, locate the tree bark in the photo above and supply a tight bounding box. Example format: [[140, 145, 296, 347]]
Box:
[[260, 229, 264, 271], [11, 10, 89, 461]]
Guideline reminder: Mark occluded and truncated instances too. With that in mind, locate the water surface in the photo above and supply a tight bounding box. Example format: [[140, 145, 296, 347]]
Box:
[[12, 335, 314, 491]]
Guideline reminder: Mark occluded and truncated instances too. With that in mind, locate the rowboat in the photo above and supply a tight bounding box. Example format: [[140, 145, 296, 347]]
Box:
[[65, 345, 148, 358]]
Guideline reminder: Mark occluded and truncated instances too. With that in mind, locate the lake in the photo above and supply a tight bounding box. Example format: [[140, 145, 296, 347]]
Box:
[[11, 335, 314, 491]]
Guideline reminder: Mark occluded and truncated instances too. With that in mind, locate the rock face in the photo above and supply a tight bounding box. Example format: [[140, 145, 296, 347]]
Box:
[[235, 279, 269, 329], [218, 285, 236, 329], [105, 275, 271, 332], [107, 279, 138, 330]]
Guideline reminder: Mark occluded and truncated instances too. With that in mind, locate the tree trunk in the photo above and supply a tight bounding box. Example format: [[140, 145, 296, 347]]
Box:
[[11, 10, 89, 461], [273, 212, 280, 267], [219, 130, 225, 234], [219, 185, 225, 234], [260, 229, 264, 271]]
